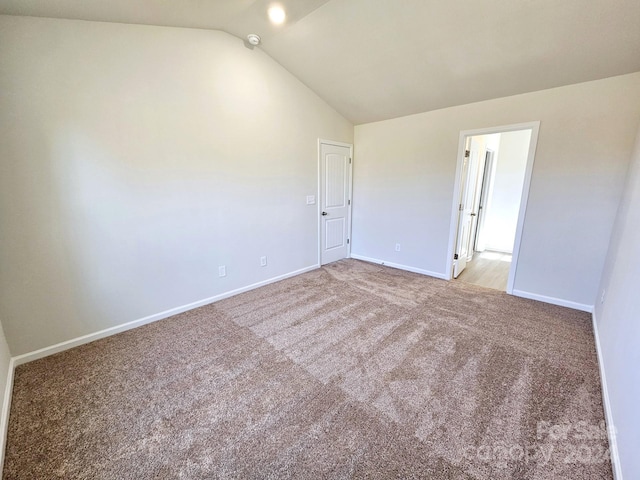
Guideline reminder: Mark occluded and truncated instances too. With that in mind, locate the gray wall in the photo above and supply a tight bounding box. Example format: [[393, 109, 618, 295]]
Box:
[[352, 73, 640, 308], [0, 16, 353, 355], [594, 121, 640, 479]]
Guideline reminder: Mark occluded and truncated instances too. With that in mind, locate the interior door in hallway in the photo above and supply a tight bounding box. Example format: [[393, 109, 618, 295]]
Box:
[[473, 150, 493, 252], [320, 142, 352, 265], [454, 142, 478, 277]]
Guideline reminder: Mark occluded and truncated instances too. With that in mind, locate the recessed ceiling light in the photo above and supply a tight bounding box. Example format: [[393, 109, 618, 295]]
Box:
[[268, 5, 286, 25]]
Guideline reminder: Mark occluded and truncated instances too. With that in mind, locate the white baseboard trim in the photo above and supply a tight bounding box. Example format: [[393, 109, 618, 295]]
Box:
[[511, 289, 594, 313], [482, 247, 513, 255], [12, 264, 320, 367], [592, 312, 623, 480], [0, 357, 15, 476], [350, 254, 448, 280]]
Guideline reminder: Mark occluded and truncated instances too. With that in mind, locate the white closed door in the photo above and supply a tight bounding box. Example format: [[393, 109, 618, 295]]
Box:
[[320, 142, 351, 265]]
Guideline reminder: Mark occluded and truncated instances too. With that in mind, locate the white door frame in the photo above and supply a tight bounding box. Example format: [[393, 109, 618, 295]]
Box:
[[317, 139, 354, 266], [445, 121, 540, 294]]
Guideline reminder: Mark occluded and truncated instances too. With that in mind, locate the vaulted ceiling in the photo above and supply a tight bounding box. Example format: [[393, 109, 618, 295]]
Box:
[[1, 0, 640, 124]]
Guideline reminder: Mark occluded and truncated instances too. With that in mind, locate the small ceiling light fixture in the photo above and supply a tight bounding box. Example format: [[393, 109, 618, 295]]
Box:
[[247, 33, 261, 46], [268, 5, 286, 25]]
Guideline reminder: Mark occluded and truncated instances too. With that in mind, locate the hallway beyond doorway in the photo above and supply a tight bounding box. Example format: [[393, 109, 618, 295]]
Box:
[[456, 251, 511, 290], [447, 122, 539, 294]]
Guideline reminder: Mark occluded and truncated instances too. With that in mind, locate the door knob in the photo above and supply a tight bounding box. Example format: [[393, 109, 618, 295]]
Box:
[[470, 213, 477, 216], [322, 211, 328, 216]]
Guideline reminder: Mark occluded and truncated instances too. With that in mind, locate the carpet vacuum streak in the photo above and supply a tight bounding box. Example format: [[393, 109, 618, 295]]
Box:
[[4, 259, 612, 479]]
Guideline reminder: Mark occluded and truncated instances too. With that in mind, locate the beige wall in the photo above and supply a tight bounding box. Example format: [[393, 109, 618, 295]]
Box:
[[352, 72, 640, 309], [0, 16, 353, 355], [0, 324, 10, 466], [594, 120, 640, 479]]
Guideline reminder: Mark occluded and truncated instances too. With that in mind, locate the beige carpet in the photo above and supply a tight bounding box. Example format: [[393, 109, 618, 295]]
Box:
[[4, 259, 612, 479]]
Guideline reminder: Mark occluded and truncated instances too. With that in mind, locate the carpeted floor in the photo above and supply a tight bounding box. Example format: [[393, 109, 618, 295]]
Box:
[[4, 259, 612, 479]]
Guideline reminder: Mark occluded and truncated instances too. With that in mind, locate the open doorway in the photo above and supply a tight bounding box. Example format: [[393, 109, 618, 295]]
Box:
[[446, 122, 540, 292]]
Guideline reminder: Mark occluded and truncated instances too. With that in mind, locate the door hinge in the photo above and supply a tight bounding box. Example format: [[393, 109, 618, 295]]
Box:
[[347, 238, 350, 244], [348, 199, 351, 205], [454, 254, 459, 260], [349, 157, 352, 164], [459, 203, 463, 211], [465, 149, 470, 158]]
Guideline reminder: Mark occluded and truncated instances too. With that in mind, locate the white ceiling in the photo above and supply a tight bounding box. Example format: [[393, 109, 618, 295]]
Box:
[[1, 0, 640, 124]]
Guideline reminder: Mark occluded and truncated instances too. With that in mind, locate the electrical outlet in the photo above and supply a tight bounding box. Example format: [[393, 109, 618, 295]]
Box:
[[601, 289, 606, 304], [260, 256, 267, 267], [395, 243, 401, 252], [218, 265, 226, 277]]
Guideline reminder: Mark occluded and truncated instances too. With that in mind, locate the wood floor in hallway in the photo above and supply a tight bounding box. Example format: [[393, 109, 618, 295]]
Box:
[[456, 250, 512, 290]]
